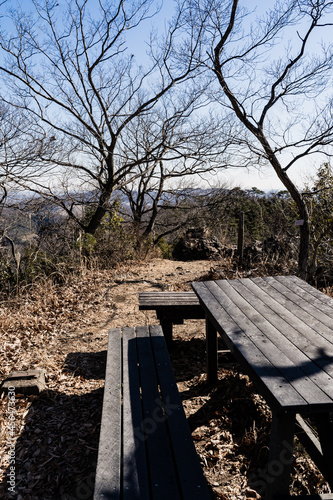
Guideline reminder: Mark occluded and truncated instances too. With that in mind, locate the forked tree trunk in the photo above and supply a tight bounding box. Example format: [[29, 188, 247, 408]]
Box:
[[85, 203, 108, 235], [84, 182, 114, 235]]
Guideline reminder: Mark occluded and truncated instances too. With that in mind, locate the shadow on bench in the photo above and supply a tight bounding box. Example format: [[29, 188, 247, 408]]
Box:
[[94, 325, 211, 499]]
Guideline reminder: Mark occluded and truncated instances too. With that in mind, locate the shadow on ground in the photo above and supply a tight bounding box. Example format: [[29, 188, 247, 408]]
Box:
[[64, 351, 107, 380], [1, 335, 269, 499], [1, 386, 104, 499]]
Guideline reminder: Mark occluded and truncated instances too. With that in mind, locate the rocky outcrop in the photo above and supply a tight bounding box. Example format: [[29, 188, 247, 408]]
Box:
[[172, 228, 232, 261], [172, 230, 297, 265]]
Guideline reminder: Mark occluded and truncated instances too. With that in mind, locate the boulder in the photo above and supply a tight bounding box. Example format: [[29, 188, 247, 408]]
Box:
[[172, 229, 227, 261]]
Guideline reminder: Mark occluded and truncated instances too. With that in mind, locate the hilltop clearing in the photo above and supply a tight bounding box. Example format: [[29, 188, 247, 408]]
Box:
[[0, 259, 330, 499]]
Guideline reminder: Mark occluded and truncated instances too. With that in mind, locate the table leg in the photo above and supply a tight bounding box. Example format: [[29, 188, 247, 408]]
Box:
[[206, 317, 218, 385], [265, 411, 295, 499], [314, 412, 333, 489], [159, 317, 173, 348]]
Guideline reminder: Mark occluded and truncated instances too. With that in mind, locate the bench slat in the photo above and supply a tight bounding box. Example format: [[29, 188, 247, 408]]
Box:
[[150, 325, 211, 499], [94, 328, 122, 499], [135, 326, 181, 500], [139, 291, 201, 308], [139, 292, 205, 345], [94, 325, 210, 499], [122, 327, 150, 499]]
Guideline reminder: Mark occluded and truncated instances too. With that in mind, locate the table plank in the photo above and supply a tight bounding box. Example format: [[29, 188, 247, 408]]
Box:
[[213, 280, 333, 409], [260, 277, 333, 333], [232, 279, 333, 399], [278, 276, 333, 316], [192, 280, 307, 411], [248, 278, 333, 360], [217, 280, 333, 406], [192, 276, 333, 497]]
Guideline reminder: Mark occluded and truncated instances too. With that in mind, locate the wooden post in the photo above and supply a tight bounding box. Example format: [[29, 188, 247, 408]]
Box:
[[238, 212, 244, 266], [314, 413, 333, 488], [206, 317, 218, 385], [265, 411, 295, 499]]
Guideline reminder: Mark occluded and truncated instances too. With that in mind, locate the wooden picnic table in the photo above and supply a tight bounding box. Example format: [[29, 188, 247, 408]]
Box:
[[192, 275, 333, 499]]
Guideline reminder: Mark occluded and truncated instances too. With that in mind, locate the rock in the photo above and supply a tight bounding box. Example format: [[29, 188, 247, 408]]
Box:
[[172, 229, 228, 261], [242, 241, 263, 265], [262, 236, 295, 259], [1, 369, 46, 396], [242, 237, 297, 266]]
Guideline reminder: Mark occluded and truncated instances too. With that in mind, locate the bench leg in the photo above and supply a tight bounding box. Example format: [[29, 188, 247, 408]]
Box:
[[265, 411, 295, 499], [206, 317, 218, 385], [159, 318, 173, 348], [314, 412, 333, 489]]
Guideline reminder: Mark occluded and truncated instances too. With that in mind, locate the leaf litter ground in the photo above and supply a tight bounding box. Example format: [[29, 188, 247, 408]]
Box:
[[0, 258, 331, 499]]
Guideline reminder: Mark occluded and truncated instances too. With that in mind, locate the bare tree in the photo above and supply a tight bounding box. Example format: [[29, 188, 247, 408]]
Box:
[[119, 95, 233, 242], [181, 0, 333, 278], [0, 103, 50, 210], [0, 0, 205, 235]]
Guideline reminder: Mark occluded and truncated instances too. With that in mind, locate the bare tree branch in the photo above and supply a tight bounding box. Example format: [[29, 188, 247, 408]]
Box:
[[0, 0, 205, 234]]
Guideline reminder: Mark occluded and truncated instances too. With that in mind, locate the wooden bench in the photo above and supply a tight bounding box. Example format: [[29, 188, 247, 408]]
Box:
[[139, 292, 205, 345], [94, 325, 211, 499]]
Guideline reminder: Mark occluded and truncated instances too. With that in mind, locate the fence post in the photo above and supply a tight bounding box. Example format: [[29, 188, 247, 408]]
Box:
[[238, 212, 244, 266]]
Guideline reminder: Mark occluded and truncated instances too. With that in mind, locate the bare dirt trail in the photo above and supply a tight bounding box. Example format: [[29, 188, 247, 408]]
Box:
[[103, 258, 214, 326]]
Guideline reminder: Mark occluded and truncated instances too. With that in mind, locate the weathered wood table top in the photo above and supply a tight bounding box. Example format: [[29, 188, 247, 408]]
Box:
[[192, 275, 333, 498]]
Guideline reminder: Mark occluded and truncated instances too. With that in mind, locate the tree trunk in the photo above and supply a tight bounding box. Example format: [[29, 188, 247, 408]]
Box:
[[258, 134, 310, 280], [212, 56, 311, 279], [85, 193, 111, 235], [275, 173, 309, 280]]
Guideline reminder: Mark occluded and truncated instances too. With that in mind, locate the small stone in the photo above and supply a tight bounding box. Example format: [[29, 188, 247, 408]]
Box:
[[0, 369, 46, 396]]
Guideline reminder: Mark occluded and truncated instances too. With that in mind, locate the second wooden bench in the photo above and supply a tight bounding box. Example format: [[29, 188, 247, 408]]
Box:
[[139, 291, 205, 345]]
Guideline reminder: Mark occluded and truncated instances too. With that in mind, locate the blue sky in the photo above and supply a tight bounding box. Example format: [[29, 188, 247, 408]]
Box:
[[1, 0, 332, 193], [129, 0, 333, 192], [218, 162, 315, 192]]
